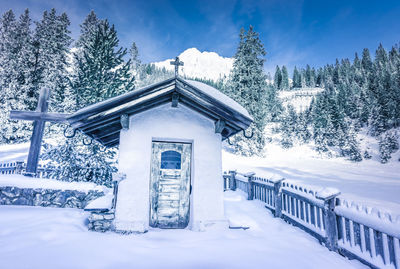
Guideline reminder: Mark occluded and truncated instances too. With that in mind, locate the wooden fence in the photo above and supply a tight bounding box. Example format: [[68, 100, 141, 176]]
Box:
[[224, 170, 400, 269], [0, 161, 53, 178]]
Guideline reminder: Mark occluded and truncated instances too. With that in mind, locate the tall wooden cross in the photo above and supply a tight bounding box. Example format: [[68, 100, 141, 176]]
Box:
[[170, 56, 184, 77], [10, 88, 70, 176]]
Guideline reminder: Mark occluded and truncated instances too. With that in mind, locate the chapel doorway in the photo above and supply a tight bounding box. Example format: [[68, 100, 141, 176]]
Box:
[[149, 141, 192, 228]]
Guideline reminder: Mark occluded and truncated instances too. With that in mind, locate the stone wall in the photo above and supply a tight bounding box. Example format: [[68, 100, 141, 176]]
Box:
[[87, 210, 115, 232], [0, 186, 104, 209]]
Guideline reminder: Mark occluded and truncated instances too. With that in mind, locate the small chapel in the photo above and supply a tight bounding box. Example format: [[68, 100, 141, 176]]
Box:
[[67, 59, 253, 233]]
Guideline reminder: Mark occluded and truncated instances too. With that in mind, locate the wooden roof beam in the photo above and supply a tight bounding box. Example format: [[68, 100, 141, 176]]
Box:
[[81, 117, 121, 133], [103, 137, 120, 147], [215, 119, 226, 134], [94, 129, 121, 140], [171, 92, 179, 107], [121, 114, 129, 130]]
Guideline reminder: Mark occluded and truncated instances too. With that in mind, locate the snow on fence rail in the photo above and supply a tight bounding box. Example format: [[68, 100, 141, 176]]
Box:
[[224, 170, 400, 269], [335, 198, 400, 269], [0, 161, 53, 178], [0, 161, 111, 182]]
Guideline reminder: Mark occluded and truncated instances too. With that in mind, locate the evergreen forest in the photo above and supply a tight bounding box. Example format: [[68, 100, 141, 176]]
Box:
[[1, 9, 399, 186]]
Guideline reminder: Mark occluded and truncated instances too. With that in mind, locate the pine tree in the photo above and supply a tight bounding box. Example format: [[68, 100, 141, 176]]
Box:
[[315, 68, 323, 87], [311, 85, 338, 154], [305, 64, 314, 87], [281, 65, 289, 89], [340, 127, 362, 162], [310, 67, 316, 87], [227, 26, 269, 156], [362, 48, 373, 75], [296, 111, 312, 143], [136, 63, 174, 87], [76, 10, 101, 48], [280, 105, 297, 148], [42, 134, 116, 186], [333, 59, 340, 85], [378, 131, 399, 164], [70, 19, 134, 108], [369, 44, 391, 135], [274, 65, 282, 90], [292, 66, 301, 88], [33, 9, 72, 111], [43, 14, 133, 186], [274, 43, 400, 160], [130, 41, 141, 70], [0, 9, 35, 143]]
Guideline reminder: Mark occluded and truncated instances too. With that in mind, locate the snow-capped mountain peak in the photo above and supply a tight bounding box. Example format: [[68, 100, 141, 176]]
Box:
[[152, 48, 233, 81]]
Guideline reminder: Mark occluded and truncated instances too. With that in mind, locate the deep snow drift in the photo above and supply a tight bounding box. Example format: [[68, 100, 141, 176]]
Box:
[[0, 191, 365, 269]]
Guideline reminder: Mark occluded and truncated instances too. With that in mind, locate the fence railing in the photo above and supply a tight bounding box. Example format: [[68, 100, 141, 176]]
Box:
[[224, 170, 400, 269], [0, 161, 54, 178]]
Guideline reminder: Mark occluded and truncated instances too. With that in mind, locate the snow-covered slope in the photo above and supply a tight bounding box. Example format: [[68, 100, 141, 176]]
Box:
[[222, 138, 400, 217], [153, 48, 233, 81], [279, 87, 324, 113]]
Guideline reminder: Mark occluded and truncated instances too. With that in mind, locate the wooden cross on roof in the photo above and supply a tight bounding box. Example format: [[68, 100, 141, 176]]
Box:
[[10, 88, 70, 176], [170, 56, 184, 77]]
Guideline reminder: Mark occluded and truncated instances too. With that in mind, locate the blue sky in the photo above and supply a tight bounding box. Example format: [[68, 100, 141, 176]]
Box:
[[1, 0, 400, 74]]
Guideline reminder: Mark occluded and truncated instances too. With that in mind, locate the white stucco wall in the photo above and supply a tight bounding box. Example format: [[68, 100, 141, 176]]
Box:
[[114, 103, 226, 232]]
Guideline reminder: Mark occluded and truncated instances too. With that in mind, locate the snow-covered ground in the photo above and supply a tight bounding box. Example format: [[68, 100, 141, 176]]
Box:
[[0, 142, 29, 162], [0, 191, 365, 269], [222, 142, 400, 218], [278, 88, 323, 112], [1, 140, 399, 217]]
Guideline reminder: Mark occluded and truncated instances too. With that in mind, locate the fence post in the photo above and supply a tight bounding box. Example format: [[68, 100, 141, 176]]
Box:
[[223, 173, 227, 191], [317, 190, 341, 251], [111, 172, 126, 210], [229, 170, 237, 191], [245, 173, 255, 200], [223, 173, 231, 191], [273, 179, 284, 218]]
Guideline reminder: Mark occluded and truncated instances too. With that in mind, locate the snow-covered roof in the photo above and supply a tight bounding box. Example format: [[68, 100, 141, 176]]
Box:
[[68, 77, 253, 147], [184, 80, 252, 119]]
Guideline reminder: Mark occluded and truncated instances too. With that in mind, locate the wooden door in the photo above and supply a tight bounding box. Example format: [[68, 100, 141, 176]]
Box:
[[149, 142, 191, 228]]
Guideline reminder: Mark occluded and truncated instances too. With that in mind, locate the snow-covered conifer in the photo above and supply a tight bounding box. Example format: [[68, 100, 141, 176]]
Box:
[[0, 10, 34, 143], [292, 66, 301, 88], [130, 41, 141, 71], [274, 65, 282, 90], [33, 9, 72, 111], [70, 19, 134, 108], [281, 65, 289, 89], [227, 26, 270, 156]]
